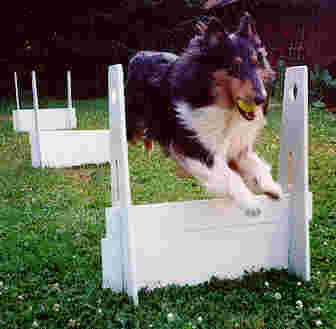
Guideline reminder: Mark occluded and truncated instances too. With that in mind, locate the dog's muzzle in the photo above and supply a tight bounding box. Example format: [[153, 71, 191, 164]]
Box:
[[236, 98, 257, 121]]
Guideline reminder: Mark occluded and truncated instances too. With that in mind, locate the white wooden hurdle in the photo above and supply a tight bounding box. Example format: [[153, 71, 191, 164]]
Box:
[[28, 71, 110, 168], [13, 71, 77, 132], [101, 64, 312, 305], [29, 130, 111, 168]]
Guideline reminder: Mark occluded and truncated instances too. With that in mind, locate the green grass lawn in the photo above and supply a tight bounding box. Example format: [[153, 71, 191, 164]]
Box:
[[1, 96, 336, 328]]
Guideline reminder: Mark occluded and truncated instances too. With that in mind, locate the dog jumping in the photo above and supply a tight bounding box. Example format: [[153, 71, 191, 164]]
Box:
[[125, 12, 282, 216]]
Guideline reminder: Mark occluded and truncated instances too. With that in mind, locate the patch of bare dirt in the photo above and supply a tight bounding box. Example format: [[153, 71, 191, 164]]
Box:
[[59, 167, 93, 184], [0, 115, 12, 121]]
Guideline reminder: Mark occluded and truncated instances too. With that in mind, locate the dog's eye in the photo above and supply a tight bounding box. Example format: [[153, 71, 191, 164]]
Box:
[[257, 53, 263, 63], [256, 53, 266, 68], [228, 62, 241, 77]]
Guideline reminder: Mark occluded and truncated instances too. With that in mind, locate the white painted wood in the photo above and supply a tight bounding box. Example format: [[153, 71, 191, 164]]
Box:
[[109, 77, 122, 206], [13, 108, 77, 132], [27, 69, 112, 168], [29, 129, 111, 168], [104, 195, 290, 290], [279, 66, 311, 281], [108, 65, 132, 207], [102, 207, 123, 290], [13, 70, 77, 132], [108, 65, 138, 304], [67, 71, 72, 109], [14, 72, 20, 110], [32, 71, 42, 167], [101, 65, 312, 305]]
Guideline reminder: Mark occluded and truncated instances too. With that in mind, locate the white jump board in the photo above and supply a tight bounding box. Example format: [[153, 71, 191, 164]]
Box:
[[30, 129, 110, 168], [13, 108, 77, 132], [102, 194, 297, 290]]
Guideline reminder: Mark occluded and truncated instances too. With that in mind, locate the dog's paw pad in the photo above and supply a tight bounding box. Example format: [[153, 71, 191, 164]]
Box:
[[265, 191, 280, 200], [245, 206, 261, 217]]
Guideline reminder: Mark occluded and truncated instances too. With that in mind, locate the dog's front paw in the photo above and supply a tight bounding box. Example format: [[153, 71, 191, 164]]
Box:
[[263, 182, 283, 200]]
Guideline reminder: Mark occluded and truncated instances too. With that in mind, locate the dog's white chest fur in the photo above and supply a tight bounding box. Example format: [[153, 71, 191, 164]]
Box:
[[174, 103, 282, 217], [176, 103, 265, 160]]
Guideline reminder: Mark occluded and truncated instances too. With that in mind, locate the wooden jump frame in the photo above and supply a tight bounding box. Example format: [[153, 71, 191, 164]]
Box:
[[27, 71, 110, 168], [101, 64, 312, 305], [13, 71, 77, 132]]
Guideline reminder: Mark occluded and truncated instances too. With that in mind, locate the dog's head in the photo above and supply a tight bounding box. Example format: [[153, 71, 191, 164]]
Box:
[[196, 13, 275, 120]]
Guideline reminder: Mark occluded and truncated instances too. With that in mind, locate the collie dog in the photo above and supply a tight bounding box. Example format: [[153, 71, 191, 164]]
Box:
[[125, 13, 282, 216]]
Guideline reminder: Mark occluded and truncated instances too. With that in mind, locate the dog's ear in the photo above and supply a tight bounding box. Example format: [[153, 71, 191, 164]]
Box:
[[207, 17, 227, 37], [203, 17, 231, 48], [207, 17, 225, 33], [237, 12, 257, 39], [196, 21, 208, 34]]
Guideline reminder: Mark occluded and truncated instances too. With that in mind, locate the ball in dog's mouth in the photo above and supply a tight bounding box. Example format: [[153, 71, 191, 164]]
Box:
[[236, 98, 257, 121]]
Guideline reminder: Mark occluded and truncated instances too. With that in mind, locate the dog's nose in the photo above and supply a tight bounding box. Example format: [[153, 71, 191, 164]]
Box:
[[255, 95, 265, 105]]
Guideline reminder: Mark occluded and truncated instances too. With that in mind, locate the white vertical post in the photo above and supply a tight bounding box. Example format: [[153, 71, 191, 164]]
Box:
[[32, 71, 39, 111], [32, 71, 42, 166], [67, 71, 72, 109], [279, 66, 311, 281], [109, 65, 131, 208], [109, 83, 120, 205], [14, 72, 20, 110], [108, 64, 138, 304]]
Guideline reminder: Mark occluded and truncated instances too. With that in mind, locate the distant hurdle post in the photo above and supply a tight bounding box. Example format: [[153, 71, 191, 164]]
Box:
[[13, 70, 77, 132]]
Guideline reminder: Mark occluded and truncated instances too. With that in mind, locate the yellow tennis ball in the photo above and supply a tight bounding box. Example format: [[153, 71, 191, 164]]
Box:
[[236, 99, 257, 113]]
